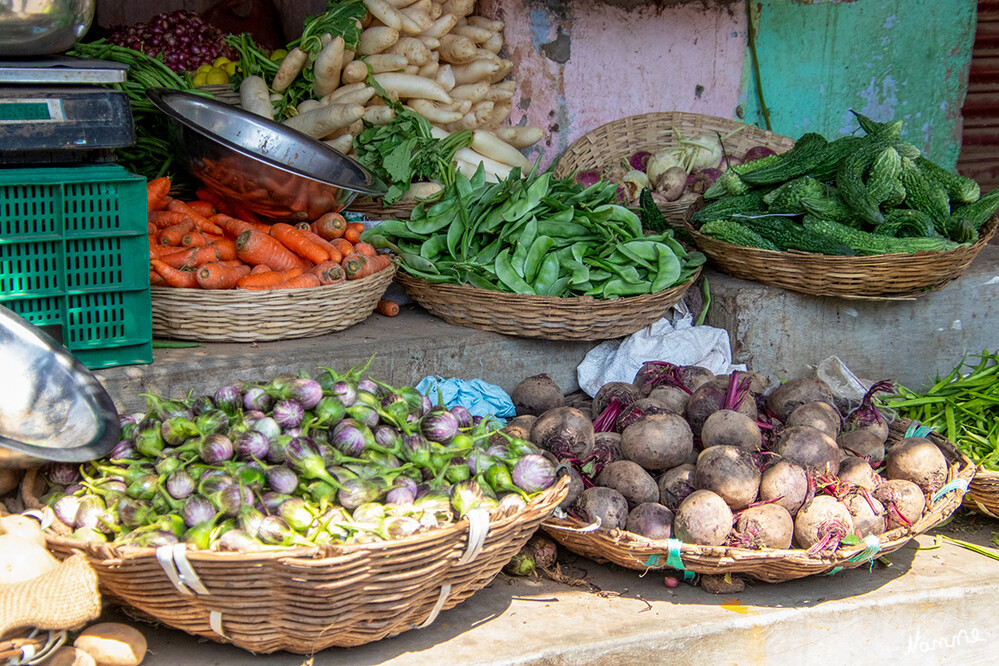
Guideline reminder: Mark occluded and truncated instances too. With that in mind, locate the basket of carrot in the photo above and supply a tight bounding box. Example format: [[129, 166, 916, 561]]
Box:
[[146, 177, 396, 342]]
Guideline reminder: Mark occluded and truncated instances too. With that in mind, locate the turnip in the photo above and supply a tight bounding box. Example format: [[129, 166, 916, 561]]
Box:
[[793, 495, 853, 553], [626, 502, 675, 540], [575, 486, 629, 530], [701, 409, 762, 451], [615, 397, 678, 432], [673, 489, 733, 546], [687, 168, 723, 195], [785, 401, 841, 437], [842, 489, 886, 538], [591, 381, 640, 432], [629, 150, 652, 171], [884, 437, 948, 494], [733, 504, 794, 549], [765, 377, 834, 422], [648, 386, 691, 414], [843, 380, 894, 443], [874, 479, 926, 530], [759, 460, 809, 515], [837, 428, 886, 465], [837, 456, 879, 490], [695, 445, 761, 510], [742, 145, 778, 163], [654, 166, 688, 201], [620, 412, 693, 471], [658, 463, 696, 511], [511, 373, 564, 416], [530, 407, 594, 460], [596, 460, 660, 508], [772, 425, 841, 475]]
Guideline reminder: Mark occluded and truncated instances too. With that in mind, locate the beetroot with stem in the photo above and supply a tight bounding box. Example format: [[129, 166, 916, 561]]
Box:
[[633, 361, 692, 396], [843, 488, 886, 538], [837, 456, 880, 490], [621, 412, 694, 471], [595, 460, 660, 508], [658, 463, 696, 511], [615, 397, 678, 433], [874, 479, 925, 530], [591, 382, 641, 432], [626, 502, 674, 539], [574, 486, 629, 530], [686, 373, 756, 436], [694, 445, 761, 511], [530, 407, 595, 461], [673, 489, 733, 546], [758, 460, 809, 515], [793, 495, 853, 553], [837, 429, 887, 465], [844, 380, 895, 442], [731, 503, 793, 549], [765, 377, 835, 422], [884, 437, 948, 494], [511, 373, 565, 416]]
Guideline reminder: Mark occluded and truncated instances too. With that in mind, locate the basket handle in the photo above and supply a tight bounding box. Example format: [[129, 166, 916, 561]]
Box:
[[418, 508, 491, 630]]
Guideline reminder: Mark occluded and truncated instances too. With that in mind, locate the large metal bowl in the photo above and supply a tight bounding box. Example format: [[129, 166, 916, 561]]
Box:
[[0, 306, 119, 468], [0, 0, 95, 56], [148, 88, 384, 222]]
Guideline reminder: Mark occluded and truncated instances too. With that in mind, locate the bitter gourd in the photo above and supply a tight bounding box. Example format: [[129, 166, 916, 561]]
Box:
[[740, 133, 828, 185], [802, 192, 861, 226], [851, 110, 904, 141], [915, 156, 981, 205], [740, 215, 856, 255], [699, 219, 780, 251], [690, 190, 769, 224], [805, 136, 866, 181], [865, 146, 902, 205], [704, 169, 750, 199], [836, 140, 888, 225], [882, 208, 937, 238], [950, 187, 999, 230], [802, 216, 962, 255], [763, 176, 826, 214], [900, 156, 951, 226], [944, 215, 977, 243]]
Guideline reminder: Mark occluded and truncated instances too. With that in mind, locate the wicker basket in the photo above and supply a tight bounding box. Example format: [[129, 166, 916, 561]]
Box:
[[683, 200, 999, 300], [347, 196, 418, 221], [542, 419, 974, 583], [150, 265, 396, 343], [396, 268, 700, 341], [552, 111, 796, 222], [21, 473, 568, 654], [964, 468, 999, 518]]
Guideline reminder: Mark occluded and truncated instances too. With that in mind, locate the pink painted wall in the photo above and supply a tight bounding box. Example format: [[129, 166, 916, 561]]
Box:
[[480, 0, 748, 168]]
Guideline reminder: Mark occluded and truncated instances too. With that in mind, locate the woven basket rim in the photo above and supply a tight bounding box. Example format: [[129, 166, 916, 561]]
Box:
[[30, 474, 569, 565], [395, 267, 700, 307], [542, 418, 974, 578], [150, 264, 396, 301]]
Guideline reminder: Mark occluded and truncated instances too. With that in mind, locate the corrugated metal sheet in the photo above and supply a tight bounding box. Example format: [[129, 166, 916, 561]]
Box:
[[958, 1, 999, 188]]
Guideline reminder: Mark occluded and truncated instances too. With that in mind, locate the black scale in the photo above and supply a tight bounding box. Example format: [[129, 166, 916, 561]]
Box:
[[0, 57, 135, 164]]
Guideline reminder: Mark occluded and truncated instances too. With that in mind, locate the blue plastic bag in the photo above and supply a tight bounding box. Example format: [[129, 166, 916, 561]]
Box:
[[415, 376, 516, 419]]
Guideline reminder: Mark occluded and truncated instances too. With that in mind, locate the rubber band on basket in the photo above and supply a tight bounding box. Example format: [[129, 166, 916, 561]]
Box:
[[905, 422, 933, 438], [209, 611, 228, 639], [634, 539, 695, 581], [420, 508, 492, 629], [974, 499, 999, 519], [826, 534, 883, 576], [932, 478, 970, 503]]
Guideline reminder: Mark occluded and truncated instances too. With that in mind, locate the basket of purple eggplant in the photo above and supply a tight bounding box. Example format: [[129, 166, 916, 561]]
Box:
[[23, 361, 568, 654]]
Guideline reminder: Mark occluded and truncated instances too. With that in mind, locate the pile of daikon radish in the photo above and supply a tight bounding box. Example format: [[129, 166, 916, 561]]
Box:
[[238, 0, 545, 191]]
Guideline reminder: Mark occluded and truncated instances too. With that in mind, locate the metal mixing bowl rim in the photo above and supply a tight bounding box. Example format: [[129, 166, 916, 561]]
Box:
[[147, 88, 385, 197]]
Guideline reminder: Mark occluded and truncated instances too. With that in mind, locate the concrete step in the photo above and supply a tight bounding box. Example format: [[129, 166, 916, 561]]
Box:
[[115, 513, 999, 665]]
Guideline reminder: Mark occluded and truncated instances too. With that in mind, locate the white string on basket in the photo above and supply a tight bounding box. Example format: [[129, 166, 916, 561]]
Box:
[[419, 508, 491, 630], [154, 544, 222, 637]]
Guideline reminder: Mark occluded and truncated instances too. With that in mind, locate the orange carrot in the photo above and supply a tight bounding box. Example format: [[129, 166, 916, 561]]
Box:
[[150, 269, 165, 285], [147, 176, 172, 211], [211, 213, 270, 236], [343, 226, 362, 244], [219, 259, 246, 268], [181, 231, 212, 247], [249, 264, 272, 275], [313, 212, 347, 240], [376, 299, 400, 316], [236, 229, 309, 271], [210, 238, 237, 261], [196, 262, 252, 289], [237, 266, 304, 288], [187, 200, 216, 217], [151, 259, 199, 288], [157, 245, 220, 269], [269, 223, 329, 264], [330, 237, 354, 258], [230, 202, 266, 227], [158, 220, 196, 245], [352, 241, 377, 258], [243, 273, 321, 290], [195, 187, 231, 215], [342, 253, 392, 280], [297, 227, 343, 264], [149, 210, 192, 229], [311, 260, 346, 285], [166, 199, 225, 235], [147, 221, 157, 236]]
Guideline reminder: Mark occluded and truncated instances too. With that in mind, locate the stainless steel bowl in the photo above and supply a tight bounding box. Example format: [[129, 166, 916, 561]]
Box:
[[148, 88, 384, 222], [0, 306, 120, 468], [0, 0, 95, 56]]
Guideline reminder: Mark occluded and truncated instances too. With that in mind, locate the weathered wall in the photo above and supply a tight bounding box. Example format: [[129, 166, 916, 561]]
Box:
[[480, 0, 747, 167], [738, 0, 976, 168]]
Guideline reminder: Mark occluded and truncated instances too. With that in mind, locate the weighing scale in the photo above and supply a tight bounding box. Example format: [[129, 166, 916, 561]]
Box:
[[0, 57, 135, 164]]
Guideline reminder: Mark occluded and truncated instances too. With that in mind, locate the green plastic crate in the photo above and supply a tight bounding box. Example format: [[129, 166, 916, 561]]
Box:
[[0, 165, 152, 369]]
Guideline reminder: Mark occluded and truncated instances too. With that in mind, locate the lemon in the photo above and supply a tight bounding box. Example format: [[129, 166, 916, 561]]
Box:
[[212, 56, 231, 68], [224, 61, 238, 76], [205, 67, 230, 85], [270, 48, 288, 62], [196, 64, 212, 74], [192, 71, 208, 86]]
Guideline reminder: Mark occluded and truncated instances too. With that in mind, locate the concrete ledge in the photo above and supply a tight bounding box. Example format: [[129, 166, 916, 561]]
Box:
[[704, 245, 999, 390]]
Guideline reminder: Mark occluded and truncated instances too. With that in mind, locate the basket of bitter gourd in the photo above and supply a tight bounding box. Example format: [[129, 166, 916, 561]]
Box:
[[682, 111, 999, 300]]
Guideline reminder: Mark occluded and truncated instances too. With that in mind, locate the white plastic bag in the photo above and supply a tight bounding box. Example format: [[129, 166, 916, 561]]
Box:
[[576, 310, 745, 397]]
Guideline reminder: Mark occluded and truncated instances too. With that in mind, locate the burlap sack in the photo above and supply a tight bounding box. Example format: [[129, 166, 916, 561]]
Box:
[[0, 553, 102, 637]]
